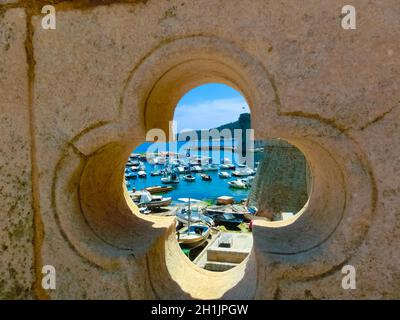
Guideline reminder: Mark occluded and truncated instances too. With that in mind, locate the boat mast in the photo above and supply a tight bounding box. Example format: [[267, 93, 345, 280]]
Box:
[[187, 197, 191, 234]]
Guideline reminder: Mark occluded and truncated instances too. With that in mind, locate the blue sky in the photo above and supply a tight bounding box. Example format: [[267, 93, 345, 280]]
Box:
[[173, 83, 250, 133]]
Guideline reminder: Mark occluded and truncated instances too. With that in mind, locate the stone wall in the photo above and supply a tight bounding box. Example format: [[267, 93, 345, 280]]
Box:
[[248, 139, 309, 219], [0, 0, 399, 299]]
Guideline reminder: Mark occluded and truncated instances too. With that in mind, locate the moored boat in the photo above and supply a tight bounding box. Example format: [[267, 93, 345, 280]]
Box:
[[135, 190, 172, 209], [183, 174, 196, 182], [211, 213, 243, 229], [228, 179, 249, 189], [145, 185, 173, 194], [161, 173, 180, 184], [138, 170, 147, 178], [200, 174, 212, 181], [218, 171, 231, 179], [176, 209, 214, 226], [176, 224, 211, 249]]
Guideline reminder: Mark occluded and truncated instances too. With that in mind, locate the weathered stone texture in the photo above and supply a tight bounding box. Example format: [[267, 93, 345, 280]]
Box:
[[0, 8, 34, 299], [0, 0, 399, 299], [248, 140, 309, 218]]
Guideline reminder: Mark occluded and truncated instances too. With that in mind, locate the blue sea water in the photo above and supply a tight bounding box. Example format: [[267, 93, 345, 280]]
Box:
[[125, 140, 264, 204]]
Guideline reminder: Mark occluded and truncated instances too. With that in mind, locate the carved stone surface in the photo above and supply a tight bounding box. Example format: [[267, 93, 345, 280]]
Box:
[[0, 0, 399, 299]]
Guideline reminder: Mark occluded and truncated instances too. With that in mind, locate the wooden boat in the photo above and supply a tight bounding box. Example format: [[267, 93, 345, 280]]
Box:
[[176, 224, 211, 249], [145, 185, 173, 194], [183, 174, 196, 182], [200, 174, 212, 181]]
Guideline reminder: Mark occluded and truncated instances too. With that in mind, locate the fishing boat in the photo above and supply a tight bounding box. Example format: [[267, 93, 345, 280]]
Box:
[[218, 171, 231, 179], [200, 174, 212, 181], [145, 185, 173, 194], [176, 224, 211, 249], [228, 179, 249, 189], [183, 174, 196, 182], [136, 190, 172, 209], [161, 173, 180, 184], [138, 170, 147, 178]]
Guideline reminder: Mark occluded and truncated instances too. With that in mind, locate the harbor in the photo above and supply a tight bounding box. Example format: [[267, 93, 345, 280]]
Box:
[[125, 143, 263, 270]]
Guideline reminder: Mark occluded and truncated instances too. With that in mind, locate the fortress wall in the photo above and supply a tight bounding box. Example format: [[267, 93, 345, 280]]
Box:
[[0, 0, 399, 299], [248, 140, 309, 219]]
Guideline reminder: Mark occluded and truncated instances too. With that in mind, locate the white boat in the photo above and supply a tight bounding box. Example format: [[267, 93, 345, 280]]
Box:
[[138, 170, 147, 178], [176, 209, 214, 226], [183, 174, 196, 182], [161, 173, 180, 184], [202, 164, 219, 171], [218, 171, 231, 178], [191, 165, 203, 172], [131, 190, 172, 208], [176, 224, 211, 249], [228, 179, 249, 189], [232, 167, 255, 177], [174, 166, 186, 174], [220, 163, 235, 170]]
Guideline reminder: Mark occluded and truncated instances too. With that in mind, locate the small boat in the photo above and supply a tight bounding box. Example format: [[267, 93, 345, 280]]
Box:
[[200, 174, 212, 181], [205, 204, 250, 219], [176, 224, 211, 249], [237, 163, 247, 168], [125, 171, 137, 179], [137, 190, 172, 208], [202, 164, 219, 171], [190, 165, 203, 172], [183, 174, 196, 182], [218, 171, 231, 179], [176, 209, 214, 226], [145, 185, 173, 194], [211, 213, 243, 229], [130, 165, 139, 172], [220, 163, 235, 170], [161, 173, 180, 184], [228, 179, 249, 189], [232, 168, 255, 177], [174, 166, 186, 174], [150, 170, 161, 176], [138, 170, 147, 178]]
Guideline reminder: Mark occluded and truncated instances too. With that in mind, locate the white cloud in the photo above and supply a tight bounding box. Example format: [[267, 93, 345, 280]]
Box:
[[173, 97, 250, 133]]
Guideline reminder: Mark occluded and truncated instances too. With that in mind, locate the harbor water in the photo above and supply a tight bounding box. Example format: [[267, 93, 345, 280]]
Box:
[[125, 140, 264, 204]]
